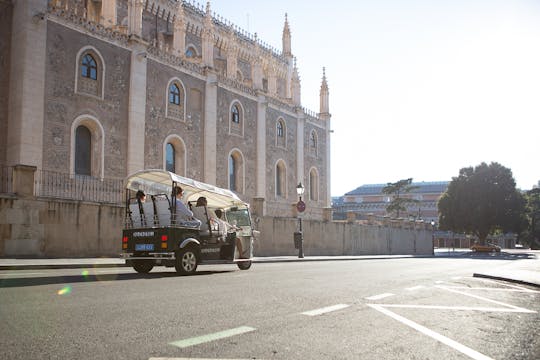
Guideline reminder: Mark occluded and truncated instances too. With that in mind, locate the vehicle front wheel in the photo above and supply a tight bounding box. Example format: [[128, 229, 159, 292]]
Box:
[[237, 261, 252, 270], [132, 259, 154, 274], [175, 247, 198, 275]]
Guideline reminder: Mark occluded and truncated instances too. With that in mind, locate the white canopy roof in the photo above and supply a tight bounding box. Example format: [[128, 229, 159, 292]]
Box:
[[125, 169, 247, 209]]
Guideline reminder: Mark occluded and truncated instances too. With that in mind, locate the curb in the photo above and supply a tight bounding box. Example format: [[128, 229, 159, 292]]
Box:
[[473, 273, 540, 288]]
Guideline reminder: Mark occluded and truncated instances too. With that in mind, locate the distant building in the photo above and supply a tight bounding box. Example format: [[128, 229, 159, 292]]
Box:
[[333, 181, 449, 223]]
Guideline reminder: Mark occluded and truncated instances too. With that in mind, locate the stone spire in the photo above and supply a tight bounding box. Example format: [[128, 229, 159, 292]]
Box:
[[282, 13, 291, 57], [320, 67, 329, 114], [291, 57, 301, 106]]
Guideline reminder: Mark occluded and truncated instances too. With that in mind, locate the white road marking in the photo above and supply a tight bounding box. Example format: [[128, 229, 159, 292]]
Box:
[[405, 285, 425, 291], [377, 304, 536, 314], [436, 285, 535, 312], [368, 304, 495, 360], [470, 278, 539, 292], [442, 286, 540, 293], [365, 293, 395, 300], [150, 358, 253, 360], [168, 326, 256, 349], [435, 280, 444, 284], [452, 276, 462, 280], [301, 304, 350, 316]]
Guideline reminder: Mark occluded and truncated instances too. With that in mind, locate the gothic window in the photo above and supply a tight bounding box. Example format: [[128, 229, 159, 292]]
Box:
[[228, 150, 244, 193], [309, 130, 318, 156], [166, 143, 175, 173], [166, 79, 185, 121], [81, 54, 97, 80], [276, 160, 287, 198], [76, 47, 104, 98], [75, 126, 91, 176], [229, 101, 244, 136], [276, 118, 286, 148], [309, 168, 319, 201]]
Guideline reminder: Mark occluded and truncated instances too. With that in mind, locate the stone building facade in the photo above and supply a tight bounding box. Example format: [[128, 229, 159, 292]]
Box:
[[0, 0, 332, 219]]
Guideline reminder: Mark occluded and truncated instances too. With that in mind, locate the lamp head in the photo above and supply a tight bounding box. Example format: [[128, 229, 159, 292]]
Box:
[[296, 182, 305, 196]]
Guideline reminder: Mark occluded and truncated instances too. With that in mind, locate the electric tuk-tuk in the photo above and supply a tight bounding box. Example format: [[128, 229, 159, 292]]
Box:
[[121, 169, 257, 274]]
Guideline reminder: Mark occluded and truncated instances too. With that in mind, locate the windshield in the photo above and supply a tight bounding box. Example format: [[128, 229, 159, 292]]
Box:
[[225, 208, 251, 227]]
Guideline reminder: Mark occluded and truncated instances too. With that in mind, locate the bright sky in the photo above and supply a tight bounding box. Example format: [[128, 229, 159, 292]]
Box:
[[209, 0, 540, 196]]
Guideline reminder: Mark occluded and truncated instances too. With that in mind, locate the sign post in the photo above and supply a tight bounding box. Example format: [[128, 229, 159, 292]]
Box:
[[295, 183, 306, 258]]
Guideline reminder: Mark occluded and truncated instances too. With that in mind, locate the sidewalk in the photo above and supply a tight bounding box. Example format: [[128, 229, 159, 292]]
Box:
[[1, 249, 538, 287]]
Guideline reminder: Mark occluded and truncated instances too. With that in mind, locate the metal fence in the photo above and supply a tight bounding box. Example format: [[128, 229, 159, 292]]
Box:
[[0, 166, 13, 194], [35, 170, 124, 204]]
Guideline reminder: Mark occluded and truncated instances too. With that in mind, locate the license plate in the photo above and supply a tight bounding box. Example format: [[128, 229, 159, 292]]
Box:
[[135, 244, 154, 251]]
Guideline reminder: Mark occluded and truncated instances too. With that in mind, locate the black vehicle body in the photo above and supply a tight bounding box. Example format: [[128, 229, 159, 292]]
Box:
[[121, 170, 257, 274]]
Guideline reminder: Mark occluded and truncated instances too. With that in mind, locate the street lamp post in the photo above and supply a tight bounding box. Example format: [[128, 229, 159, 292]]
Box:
[[430, 220, 435, 256], [296, 182, 305, 258]]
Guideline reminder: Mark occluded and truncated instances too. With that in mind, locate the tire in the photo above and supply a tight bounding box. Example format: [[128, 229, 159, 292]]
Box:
[[132, 259, 154, 274], [237, 261, 252, 270], [175, 247, 198, 275]]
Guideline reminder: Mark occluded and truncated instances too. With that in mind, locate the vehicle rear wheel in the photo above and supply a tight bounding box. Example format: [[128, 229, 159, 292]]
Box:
[[132, 259, 154, 274], [237, 261, 252, 270], [175, 247, 198, 275]]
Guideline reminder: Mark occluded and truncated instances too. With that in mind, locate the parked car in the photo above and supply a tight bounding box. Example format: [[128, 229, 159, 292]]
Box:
[[470, 242, 501, 253]]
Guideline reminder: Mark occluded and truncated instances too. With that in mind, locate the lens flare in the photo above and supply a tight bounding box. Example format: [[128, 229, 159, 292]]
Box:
[[57, 286, 72, 295], [81, 270, 89, 276]]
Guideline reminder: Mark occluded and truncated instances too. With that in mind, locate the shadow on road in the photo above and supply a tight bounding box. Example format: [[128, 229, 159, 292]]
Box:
[[440, 251, 537, 260], [0, 269, 234, 288]]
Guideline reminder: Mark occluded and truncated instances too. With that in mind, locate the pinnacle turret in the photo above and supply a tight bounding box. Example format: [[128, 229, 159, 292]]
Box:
[[320, 67, 329, 114], [282, 13, 291, 56]]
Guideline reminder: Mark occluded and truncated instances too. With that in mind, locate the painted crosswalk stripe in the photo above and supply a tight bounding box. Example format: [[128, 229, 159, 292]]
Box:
[[365, 293, 395, 300], [405, 285, 425, 291], [301, 304, 350, 316], [169, 326, 256, 349]]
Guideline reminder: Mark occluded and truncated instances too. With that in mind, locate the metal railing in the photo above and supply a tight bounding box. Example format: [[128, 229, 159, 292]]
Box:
[[0, 166, 13, 194], [35, 170, 123, 204]]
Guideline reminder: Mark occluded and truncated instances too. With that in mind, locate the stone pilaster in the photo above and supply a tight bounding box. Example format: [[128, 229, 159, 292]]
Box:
[[173, 2, 186, 57], [252, 60, 263, 91], [12, 165, 36, 198], [7, 0, 47, 169], [202, 2, 214, 67], [256, 94, 267, 200], [127, 41, 147, 174], [128, 0, 144, 38], [203, 71, 218, 184], [296, 110, 305, 188], [101, 0, 117, 27]]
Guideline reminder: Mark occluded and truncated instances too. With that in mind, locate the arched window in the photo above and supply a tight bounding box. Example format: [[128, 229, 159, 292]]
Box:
[[166, 79, 185, 120], [169, 84, 180, 105], [309, 130, 318, 156], [81, 54, 97, 80], [70, 115, 104, 179], [163, 135, 186, 176], [228, 149, 244, 193], [185, 45, 197, 58], [309, 168, 319, 201], [75, 126, 92, 176], [276, 118, 286, 148], [275, 160, 287, 198], [229, 101, 244, 136], [165, 143, 175, 173], [76, 47, 104, 98], [229, 155, 237, 191]]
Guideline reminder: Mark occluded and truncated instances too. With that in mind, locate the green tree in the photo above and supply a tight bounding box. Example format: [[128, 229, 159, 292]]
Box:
[[438, 162, 526, 244], [522, 188, 540, 249], [382, 178, 419, 218]]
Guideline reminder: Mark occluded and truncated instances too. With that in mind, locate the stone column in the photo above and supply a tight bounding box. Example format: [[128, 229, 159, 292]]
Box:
[[203, 71, 218, 184], [101, 0, 117, 27], [252, 60, 263, 91], [12, 165, 36, 198], [7, 0, 47, 169], [256, 94, 267, 201], [127, 41, 147, 174]]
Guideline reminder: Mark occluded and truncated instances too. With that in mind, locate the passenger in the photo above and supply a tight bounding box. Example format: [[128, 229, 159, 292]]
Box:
[[172, 186, 200, 225], [215, 209, 244, 258], [135, 190, 146, 203]]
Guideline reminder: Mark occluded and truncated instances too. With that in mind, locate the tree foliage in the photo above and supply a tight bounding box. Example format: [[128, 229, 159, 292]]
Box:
[[521, 188, 540, 248], [382, 178, 419, 218], [438, 162, 526, 244]]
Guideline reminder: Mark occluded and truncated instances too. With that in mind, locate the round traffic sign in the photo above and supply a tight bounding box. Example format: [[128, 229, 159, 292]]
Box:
[[296, 200, 306, 213]]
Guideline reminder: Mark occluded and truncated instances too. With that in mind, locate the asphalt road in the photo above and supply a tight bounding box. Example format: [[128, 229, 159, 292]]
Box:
[[1, 257, 539, 360]]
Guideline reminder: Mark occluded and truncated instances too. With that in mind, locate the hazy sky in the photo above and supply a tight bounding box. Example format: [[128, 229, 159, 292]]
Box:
[[208, 0, 540, 196]]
